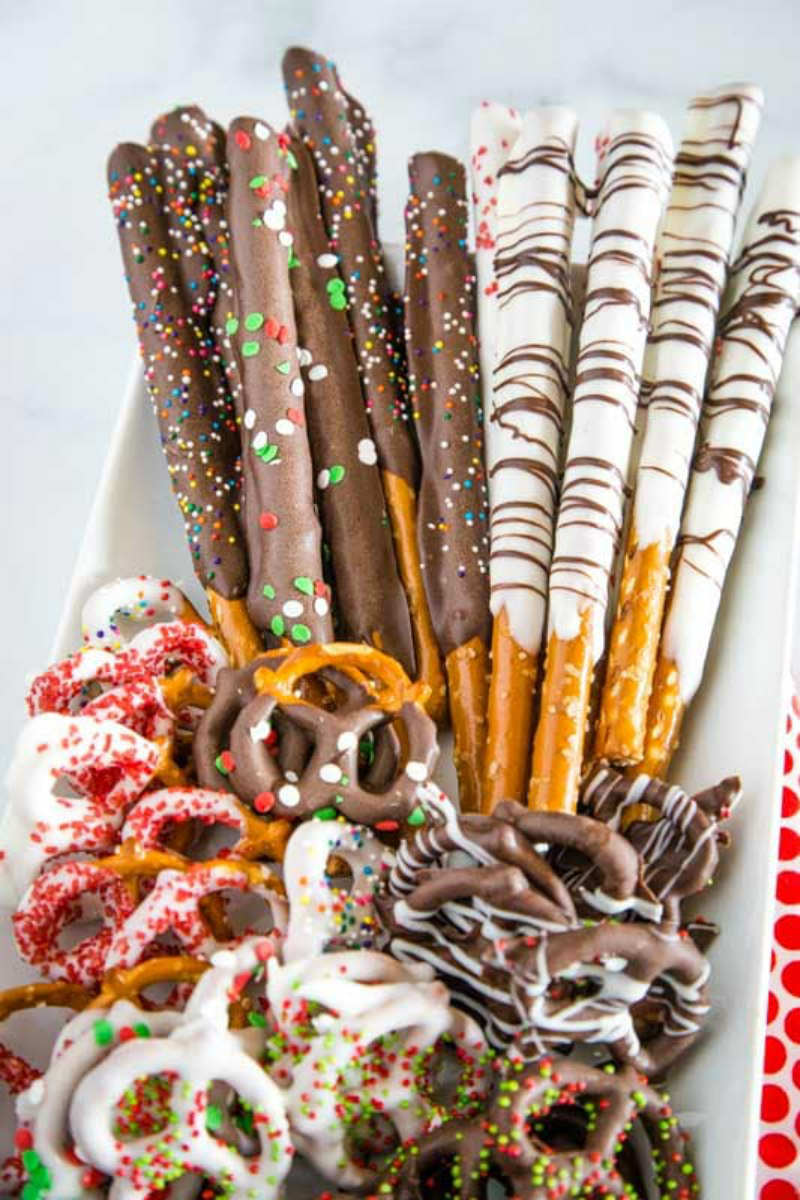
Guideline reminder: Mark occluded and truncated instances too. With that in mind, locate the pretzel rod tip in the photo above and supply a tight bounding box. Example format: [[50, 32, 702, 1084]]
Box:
[[483, 609, 537, 811], [206, 588, 264, 667]]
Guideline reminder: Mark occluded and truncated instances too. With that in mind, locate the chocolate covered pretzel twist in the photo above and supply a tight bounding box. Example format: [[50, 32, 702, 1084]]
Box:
[[107, 140, 262, 665], [225, 117, 333, 646], [404, 152, 491, 811], [285, 133, 416, 672], [283, 46, 446, 719]]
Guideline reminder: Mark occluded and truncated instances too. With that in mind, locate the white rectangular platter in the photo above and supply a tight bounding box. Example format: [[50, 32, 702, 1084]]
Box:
[[2, 316, 800, 1197]]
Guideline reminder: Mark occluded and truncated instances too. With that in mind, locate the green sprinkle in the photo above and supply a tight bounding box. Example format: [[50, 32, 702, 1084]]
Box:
[[93, 1018, 114, 1046], [225, 317, 239, 335], [293, 576, 313, 595], [256, 443, 279, 464], [314, 807, 338, 821], [326, 278, 345, 294], [245, 312, 264, 331], [329, 464, 346, 485], [248, 1011, 268, 1028], [407, 807, 426, 827], [291, 623, 312, 644], [275, 360, 291, 375], [286, 149, 299, 170], [249, 174, 267, 189], [288, 249, 300, 269], [270, 615, 286, 638], [133, 1022, 151, 1039], [242, 340, 261, 357], [262, 584, 276, 600], [329, 292, 347, 311], [206, 1104, 223, 1132], [215, 754, 231, 776]]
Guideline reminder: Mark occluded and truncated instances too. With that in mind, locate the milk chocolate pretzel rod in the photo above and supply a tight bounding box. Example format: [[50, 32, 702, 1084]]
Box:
[[225, 117, 333, 649], [285, 133, 416, 672], [595, 86, 763, 764], [197, 642, 437, 826], [404, 152, 491, 811], [373, 1056, 699, 1199], [107, 143, 263, 668], [641, 158, 800, 776], [529, 112, 674, 813], [282, 46, 446, 720], [483, 109, 580, 810]]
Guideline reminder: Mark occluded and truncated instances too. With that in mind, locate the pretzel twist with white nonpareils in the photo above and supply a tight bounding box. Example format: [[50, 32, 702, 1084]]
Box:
[[0, 714, 160, 904], [265, 949, 488, 1190], [596, 86, 764, 765], [642, 157, 800, 775], [483, 108, 580, 811], [529, 112, 674, 813]]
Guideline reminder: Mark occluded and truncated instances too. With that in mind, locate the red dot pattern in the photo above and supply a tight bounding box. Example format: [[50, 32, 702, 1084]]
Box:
[[759, 700, 800, 1197]]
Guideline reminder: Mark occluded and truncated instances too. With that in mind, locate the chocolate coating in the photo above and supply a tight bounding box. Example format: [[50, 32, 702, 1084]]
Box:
[[107, 142, 248, 599], [285, 134, 416, 672], [282, 46, 419, 486], [225, 118, 332, 645], [404, 153, 490, 657]]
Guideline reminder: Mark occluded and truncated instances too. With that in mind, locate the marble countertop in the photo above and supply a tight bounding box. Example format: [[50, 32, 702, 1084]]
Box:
[[4, 0, 800, 749]]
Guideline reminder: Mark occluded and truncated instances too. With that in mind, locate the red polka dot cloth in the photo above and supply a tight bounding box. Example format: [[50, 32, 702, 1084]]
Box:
[[758, 693, 800, 1197]]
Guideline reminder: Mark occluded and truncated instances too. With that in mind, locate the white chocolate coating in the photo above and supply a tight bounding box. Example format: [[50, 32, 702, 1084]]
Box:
[[0, 713, 159, 904], [81, 576, 195, 651], [662, 158, 800, 701], [547, 111, 673, 657], [634, 85, 763, 549], [487, 108, 579, 654]]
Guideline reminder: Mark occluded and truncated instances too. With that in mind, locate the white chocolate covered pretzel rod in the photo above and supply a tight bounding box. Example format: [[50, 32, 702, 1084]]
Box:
[[529, 112, 674, 813], [641, 158, 800, 775], [596, 85, 763, 764], [482, 107, 580, 810]]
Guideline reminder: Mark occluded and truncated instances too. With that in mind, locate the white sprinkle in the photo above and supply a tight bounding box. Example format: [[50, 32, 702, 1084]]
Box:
[[317, 469, 330, 490], [308, 363, 329, 381], [283, 600, 304, 618], [244, 409, 256, 430], [298, 347, 313, 367], [272, 200, 287, 217], [320, 763, 342, 783], [252, 431, 268, 451], [314, 596, 329, 617], [264, 205, 285, 231], [285, 770, 299, 783], [357, 438, 378, 466], [275, 418, 295, 437], [254, 122, 270, 140], [279, 230, 294, 247], [250, 719, 271, 743], [317, 253, 338, 269], [405, 761, 428, 782], [337, 731, 357, 753], [279, 784, 301, 807], [290, 377, 305, 397]]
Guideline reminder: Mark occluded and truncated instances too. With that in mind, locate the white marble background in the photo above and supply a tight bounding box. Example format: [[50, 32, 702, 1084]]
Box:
[[3, 0, 800, 755]]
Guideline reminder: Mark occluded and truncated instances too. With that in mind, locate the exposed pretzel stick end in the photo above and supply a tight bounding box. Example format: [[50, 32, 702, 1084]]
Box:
[[594, 536, 671, 765], [636, 654, 685, 779], [446, 636, 489, 814], [206, 589, 265, 667], [382, 470, 447, 723], [482, 609, 538, 812], [528, 609, 595, 814], [0, 981, 93, 1023]]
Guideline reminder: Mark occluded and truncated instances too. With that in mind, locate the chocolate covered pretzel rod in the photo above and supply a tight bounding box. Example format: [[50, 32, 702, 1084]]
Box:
[[529, 113, 673, 813], [107, 142, 262, 667], [641, 158, 800, 775], [596, 86, 763, 764], [225, 117, 333, 647], [483, 108, 580, 810], [404, 152, 490, 812], [285, 133, 416, 670], [282, 46, 446, 719]]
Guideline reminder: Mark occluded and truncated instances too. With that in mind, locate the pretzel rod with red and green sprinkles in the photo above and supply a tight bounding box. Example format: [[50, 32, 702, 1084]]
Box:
[[285, 133, 416, 672], [282, 48, 446, 721], [225, 117, 333, 647], [107, 142, 250, 609]]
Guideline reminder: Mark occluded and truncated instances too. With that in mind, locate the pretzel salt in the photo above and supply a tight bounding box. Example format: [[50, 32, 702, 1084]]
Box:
[[529, 112, 673, 812], [641, 157, 800, 775], [596, 86, 763, 764], [482, 108, 580, 809]]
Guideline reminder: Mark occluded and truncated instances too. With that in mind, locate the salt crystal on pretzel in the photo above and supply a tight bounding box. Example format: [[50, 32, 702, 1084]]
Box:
[[107, 144, 263, 667], [0, 714, 159, 904], [225, 117, 333, 648], [639, 158, 800, 776], [285, 134, 417, 673], [596, 86, 763, 764], [81, 575, 206, 651], [404, 151, 491, 811], [482, 108, 580, 810], [528, 112, 673, 813], [283, 47, 446, 720]]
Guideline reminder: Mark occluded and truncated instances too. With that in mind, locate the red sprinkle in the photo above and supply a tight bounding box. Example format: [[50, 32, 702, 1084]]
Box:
[[375, 820, 399, 832], [235, 129, 252, 151], [13, 1130, 33, 1151], [219, 750, 236, 774], [259, 511, 279, 531], [254, 792, 276, 813]]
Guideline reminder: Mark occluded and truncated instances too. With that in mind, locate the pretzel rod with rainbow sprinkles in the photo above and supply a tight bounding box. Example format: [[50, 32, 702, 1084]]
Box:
[[640, 157, 800, 777], [528, 112, 673, 813], [595, 85, 763, 764], [481, 107, 580, 811]]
